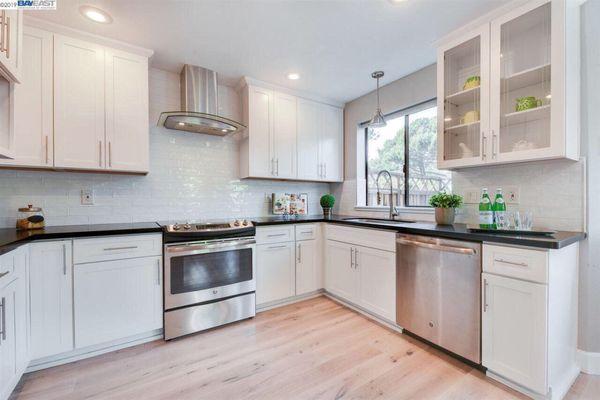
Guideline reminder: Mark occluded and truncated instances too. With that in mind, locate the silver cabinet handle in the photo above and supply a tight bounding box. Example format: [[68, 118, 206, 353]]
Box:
[[45, 135, 49, 164], [267, 233, 286, 238], [0, 296, 5, 341], [494, 258, 528, 267], [276, 158, 279, 176], [156, 259, 161, 286], [397, 238, 476, 255], [492, 130, 497, 159], [297, 243, 301, 263], [108, 141, 112, 167], [0, 11, 5, 54], [350, 247, 354, 269], [481, 132, 487, 160], [323, 162, 327, 178], [267, 244, 287, 250], [0, 271, 8, 279], [5, 14, 9, 58], [103, 246, 139, 251], [354, 248, 358, 269], [483, 278, 489, 312], [99, 140, 103, 167], [62, 244, 67, 275]]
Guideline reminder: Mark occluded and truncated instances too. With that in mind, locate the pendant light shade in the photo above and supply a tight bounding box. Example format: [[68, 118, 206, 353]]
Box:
[[368, 71, 386, 128]]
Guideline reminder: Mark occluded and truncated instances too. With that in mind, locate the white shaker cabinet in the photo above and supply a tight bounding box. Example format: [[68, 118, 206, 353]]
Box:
[[53, 35, 105, 170], [0, 10, 23, 83], [356, 246, 395, 322], [241, 85, 273, 178], [296, 98, 321, 181], [325, 240, 357, 302], [0, 26, 53, 168], [29, 241, 74, 360], [256, 242, 296, 306], [272, 92, 297, 179], [105, 49, 150, 172], [319, 103, 343, 182], [0, 277, 17, 400], [74, 256, 162, 348]]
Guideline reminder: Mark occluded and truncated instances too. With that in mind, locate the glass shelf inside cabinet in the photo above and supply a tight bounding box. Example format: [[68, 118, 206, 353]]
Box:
[[443, 35, 481, 161], [499, 2, 551, 155]]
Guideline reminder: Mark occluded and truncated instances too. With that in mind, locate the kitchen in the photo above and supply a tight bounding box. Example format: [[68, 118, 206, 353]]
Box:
[[0, 0, 598, 399]]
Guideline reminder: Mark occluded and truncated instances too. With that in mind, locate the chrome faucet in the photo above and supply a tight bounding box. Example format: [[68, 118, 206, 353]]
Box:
[[376, 170, 398, 220]]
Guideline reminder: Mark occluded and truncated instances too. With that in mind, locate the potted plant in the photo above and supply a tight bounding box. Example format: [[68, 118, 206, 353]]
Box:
[[320, 194, 335, 219], [429, 192, 463, 225]]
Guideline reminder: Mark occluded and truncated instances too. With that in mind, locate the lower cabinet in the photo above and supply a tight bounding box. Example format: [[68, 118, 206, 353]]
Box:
[[29, 241, 74, 360], [0, 278, 17, 400], [325, 238, 396, 322], [295, 239, 320, 296], [482, 272, 548, 394], [256, 242, 296, 305], [74, 256, 163, 348]]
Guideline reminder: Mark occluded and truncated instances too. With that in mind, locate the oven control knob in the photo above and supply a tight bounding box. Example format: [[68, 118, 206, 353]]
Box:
[[183, 224, 191, 230], [172, 224, 181, 231], [234, 220, 241, 227], [242, 220, 249, 226]]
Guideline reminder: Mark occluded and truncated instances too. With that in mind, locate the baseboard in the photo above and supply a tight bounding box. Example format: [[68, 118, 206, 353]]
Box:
[[26, 329, 163, 372], [486, 370, 548, 400], [256, 290, 324, 312], [552, 364, 581, 400], [577, 349, 600, 375]]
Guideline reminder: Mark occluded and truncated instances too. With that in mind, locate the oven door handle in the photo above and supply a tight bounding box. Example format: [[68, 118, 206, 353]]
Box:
[[166, 239, 256, 255]]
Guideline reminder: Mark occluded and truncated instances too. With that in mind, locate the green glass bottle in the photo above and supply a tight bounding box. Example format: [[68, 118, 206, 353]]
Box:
[[492, 188, 507, 230], [479, 188, 493, 229]]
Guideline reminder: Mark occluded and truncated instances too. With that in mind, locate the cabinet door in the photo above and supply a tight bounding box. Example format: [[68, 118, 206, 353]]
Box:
[[29, 241, 73, 360], [482, 273, 547, 394], [74, 256, 162, 348], [247, 86, 273, 178], [490, 1, 555, 164], [437, 24, 490, 169], [2, 26, 53, 168], [12, 246, 29, 374], [325, 240, 357, 302], [0, 278, 17, 399], [53, 35, 105, 170], [296, 239, 320, 296], [356, 246, 396, 321], [105, 49, 149, 172], [272, 91, 296, 179], [297, 98, 321, 181], [0, 10, 23, 83], [256, 242, 295, 305], [319, 104, 343, 181]]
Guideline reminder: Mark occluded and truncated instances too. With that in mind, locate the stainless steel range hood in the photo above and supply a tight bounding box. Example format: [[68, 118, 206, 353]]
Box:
[[158, 65, 245, 136]]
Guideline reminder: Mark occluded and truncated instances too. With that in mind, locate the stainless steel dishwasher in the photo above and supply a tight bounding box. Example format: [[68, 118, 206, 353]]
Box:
[[396, 234, 481, 364]]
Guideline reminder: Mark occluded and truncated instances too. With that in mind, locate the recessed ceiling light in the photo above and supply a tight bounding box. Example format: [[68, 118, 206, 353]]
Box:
[[287, 73, 300, 80], [178, 122, 186, 126], [79, 5, 113, 24]]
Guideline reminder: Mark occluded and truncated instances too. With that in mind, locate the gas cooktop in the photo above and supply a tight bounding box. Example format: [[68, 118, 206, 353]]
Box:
[[160, 219, 255, 243]]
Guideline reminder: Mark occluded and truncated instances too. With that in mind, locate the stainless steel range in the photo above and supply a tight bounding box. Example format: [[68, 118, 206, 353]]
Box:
[[162, 220, 256, 340]]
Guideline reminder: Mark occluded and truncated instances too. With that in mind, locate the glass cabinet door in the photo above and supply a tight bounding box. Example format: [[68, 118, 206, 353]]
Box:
[[490, 1, 552, 162], [438, 26, 489, 168]]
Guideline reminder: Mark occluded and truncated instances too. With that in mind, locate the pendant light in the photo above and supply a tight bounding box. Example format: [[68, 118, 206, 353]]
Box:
[[368, 71, 387, 128]]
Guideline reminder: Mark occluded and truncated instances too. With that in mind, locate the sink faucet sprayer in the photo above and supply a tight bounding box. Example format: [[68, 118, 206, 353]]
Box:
[[376, 170, 398, 220]]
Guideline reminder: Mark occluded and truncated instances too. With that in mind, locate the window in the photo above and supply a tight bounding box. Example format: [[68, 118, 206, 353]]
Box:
[[365, 101, 451, 207]]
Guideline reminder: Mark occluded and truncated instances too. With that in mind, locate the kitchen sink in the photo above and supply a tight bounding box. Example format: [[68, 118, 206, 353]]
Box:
[[342, 217, 416, 225]]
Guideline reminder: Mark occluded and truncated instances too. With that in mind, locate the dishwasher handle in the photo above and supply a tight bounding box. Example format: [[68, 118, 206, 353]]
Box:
[[397, 238, 477, 255]]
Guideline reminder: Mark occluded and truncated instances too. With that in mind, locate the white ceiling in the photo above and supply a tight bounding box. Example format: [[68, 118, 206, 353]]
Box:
[[28, 0, 506, 103]]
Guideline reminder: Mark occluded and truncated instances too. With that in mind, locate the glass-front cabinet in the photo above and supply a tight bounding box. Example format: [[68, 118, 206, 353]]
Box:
[[437, 0, 579, 170], [437, 26, 489, 169]]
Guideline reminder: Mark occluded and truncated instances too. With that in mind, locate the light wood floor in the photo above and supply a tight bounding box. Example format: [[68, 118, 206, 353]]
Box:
[[11, 296, 600, 400]]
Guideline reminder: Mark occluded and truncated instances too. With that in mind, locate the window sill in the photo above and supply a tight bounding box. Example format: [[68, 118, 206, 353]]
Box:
[[354, 206, 434, 215]]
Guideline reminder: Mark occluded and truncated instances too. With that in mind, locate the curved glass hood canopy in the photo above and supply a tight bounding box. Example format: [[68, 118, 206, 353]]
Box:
[[158, 65, 246, 136]]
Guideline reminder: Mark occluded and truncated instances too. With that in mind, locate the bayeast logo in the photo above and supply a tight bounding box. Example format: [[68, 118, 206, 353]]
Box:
[[0, 0, 56, 10]]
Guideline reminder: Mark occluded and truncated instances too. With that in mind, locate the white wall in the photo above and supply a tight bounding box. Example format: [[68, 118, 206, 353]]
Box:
[[578, 0, 600, 354], [0, 68, 329, 227]]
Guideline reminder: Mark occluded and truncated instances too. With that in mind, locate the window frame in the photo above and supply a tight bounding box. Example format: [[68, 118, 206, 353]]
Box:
[[364, 98, 439, 208]]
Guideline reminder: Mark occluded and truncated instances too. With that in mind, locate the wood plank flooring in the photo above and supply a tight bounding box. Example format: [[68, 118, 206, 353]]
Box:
[[11, 296, 600, 400]]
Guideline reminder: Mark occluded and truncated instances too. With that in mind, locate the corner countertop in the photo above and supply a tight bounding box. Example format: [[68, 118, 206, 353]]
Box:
[[0, 222, 162, 256], [251, 215, 586, 250]]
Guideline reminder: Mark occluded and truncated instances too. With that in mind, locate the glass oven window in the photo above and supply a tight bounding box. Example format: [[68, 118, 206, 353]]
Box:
[[170, 248, 253, 294]]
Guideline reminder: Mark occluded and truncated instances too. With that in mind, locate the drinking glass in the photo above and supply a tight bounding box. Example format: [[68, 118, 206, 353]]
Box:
[[521, 211, 533, 231]]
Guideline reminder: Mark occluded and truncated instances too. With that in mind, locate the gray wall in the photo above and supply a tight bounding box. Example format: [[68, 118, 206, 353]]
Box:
[[578, 0, 600, 353]]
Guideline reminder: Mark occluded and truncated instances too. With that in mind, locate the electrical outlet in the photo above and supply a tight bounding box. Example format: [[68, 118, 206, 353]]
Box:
[[464, 190, 480, 204], [81, 189, 94, 205], [505, 186, 520, 204]]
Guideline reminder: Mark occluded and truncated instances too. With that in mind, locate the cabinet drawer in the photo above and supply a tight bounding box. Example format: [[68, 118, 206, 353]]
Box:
[[325, 224, 396, 252], [256, 225, 294, 244], [73, 234, 162, 264], [483, 244, 548, 284], [295, 224, 318, 241]]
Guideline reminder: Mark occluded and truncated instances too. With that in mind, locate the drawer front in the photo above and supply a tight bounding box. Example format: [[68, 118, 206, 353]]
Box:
[[483, 244, 548, 284], [325, 224, 395, 252], [256, 225, 295, 244], [295, 224, 318, 241], [73, 234, 162, 264]]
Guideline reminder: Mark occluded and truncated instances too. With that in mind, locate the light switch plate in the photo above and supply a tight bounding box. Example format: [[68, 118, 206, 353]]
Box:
[[505, 186, 520, 204], [81, 189, 94, 205]]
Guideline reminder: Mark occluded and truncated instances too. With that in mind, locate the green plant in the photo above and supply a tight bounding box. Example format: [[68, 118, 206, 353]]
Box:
[[428, 192, 463, 209], [320, 194, 335, 208]]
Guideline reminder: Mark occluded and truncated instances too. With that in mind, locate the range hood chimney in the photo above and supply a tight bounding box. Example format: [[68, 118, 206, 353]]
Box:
[[158, 65, 245, 136]]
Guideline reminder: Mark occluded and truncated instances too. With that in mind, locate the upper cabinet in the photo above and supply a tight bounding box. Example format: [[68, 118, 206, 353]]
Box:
[[0, 10, 23, 83], [0, 23, 152, 173], [240, 80, 344, 182], [437, 0, 579, 169]]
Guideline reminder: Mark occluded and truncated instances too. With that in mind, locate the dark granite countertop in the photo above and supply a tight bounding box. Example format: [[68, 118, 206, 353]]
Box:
[[0, 222, 162, 256], [252, 215, 586, 250]]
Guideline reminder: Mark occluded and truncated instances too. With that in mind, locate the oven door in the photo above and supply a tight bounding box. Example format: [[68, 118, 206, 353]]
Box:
[[164, 237, 256, 310]]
